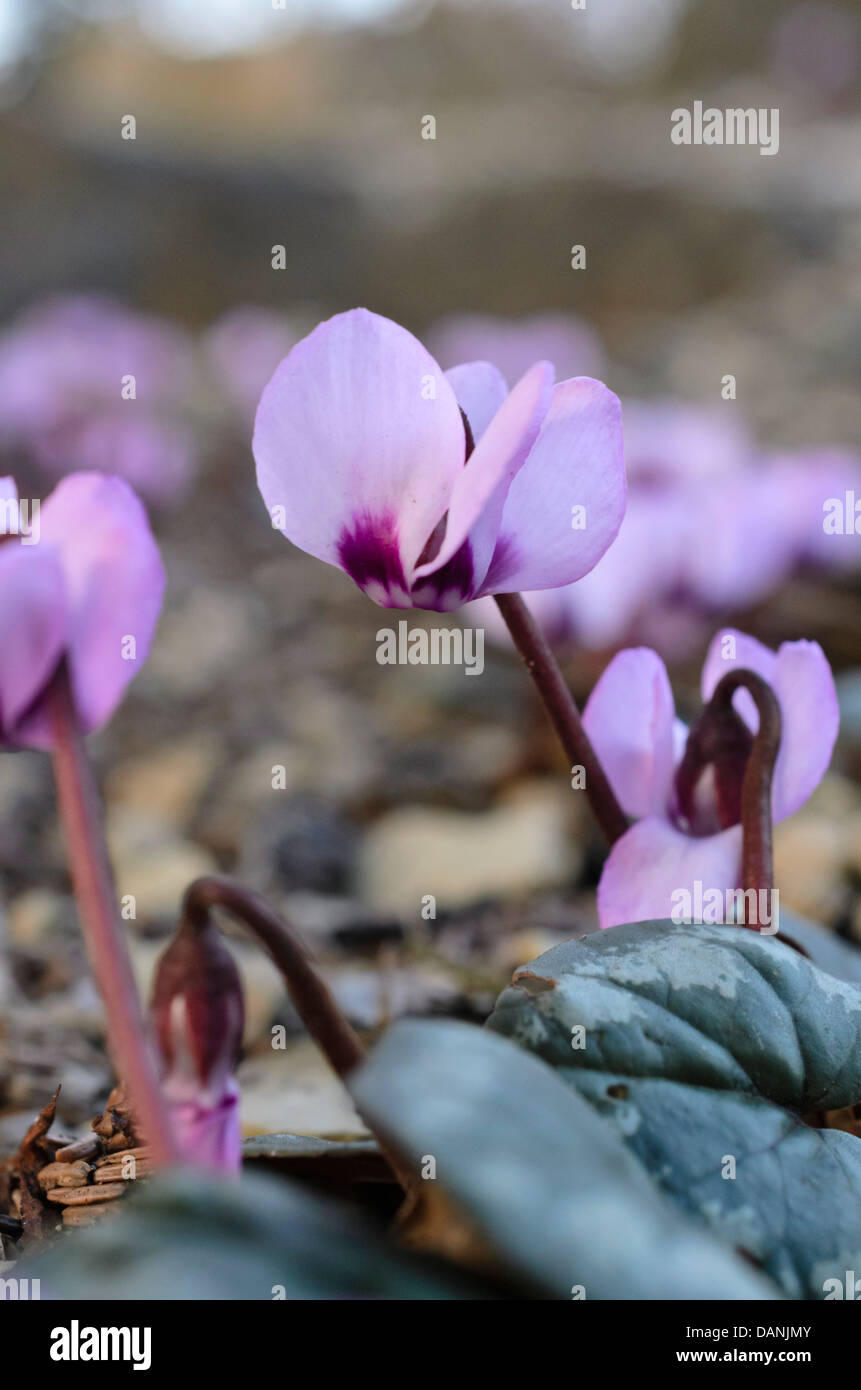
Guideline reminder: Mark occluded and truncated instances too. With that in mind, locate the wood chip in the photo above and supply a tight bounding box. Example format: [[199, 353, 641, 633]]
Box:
[[94, 1146, 152, 1169], [45, 1183, 127, 1206], [55, 1135, 102, 1164], [94, 1163, 153, 1184], [62, 1204, 122, 1228], [37, 1160, 94, 1189]]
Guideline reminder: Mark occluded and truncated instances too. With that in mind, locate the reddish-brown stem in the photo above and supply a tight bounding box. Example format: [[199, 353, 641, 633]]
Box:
[[707, 669, 782, 908], [493, 592, 628, 845], [180, 876, 415, 1194], [180, 875, 364, 1079], [47, 662, 177, 1167]]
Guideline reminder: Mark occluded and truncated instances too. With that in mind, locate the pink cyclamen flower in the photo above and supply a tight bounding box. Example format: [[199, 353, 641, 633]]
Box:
[[150, 920, 244, 1174], [253, 308, 625, 611], [582, 629, 839, 927], [0, 295, 197, 505], [765, 449, 861, 575], [0, 472, 164, 749], [204, 305, 298, 424]]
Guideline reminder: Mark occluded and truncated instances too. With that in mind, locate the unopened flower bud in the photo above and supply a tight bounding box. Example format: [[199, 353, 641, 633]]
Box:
[[150, 918, 244, 1174]]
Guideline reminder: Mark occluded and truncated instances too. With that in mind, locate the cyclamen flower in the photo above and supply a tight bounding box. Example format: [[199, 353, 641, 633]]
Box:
[[204, 305, 297, 425], [150, 920, 244, 1174], [253, 309, 625, 611], [0, 295, 197, 505], [582, 629, 839, 928], [765, 449, 861, 574], [0, 472, 164, 749]]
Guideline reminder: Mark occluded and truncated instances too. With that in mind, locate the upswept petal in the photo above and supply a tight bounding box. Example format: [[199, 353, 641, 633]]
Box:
[[444, 361, 509, 442], [480, 378, 625, 595], [253, 309, 466, 604], [582, 648, 677, 819], [701, 629, 838, 823], [597, 817, 743, 929], [18, 473, 165, 743], [412, 361, 553, 599], [0, 544, 67, 746]]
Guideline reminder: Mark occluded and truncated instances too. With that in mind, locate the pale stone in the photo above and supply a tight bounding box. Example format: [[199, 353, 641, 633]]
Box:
[[359, 779, 580, 918], [105, 735, 220, 828]]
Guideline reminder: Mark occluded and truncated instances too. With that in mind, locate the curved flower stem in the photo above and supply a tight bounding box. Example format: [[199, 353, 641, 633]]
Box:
[[181, 875, 416, 1195], [493, 592, 629, 845], [47, 662, 177, 1167], [181, 876, 364, 1079], [707, 669, 782, 919]]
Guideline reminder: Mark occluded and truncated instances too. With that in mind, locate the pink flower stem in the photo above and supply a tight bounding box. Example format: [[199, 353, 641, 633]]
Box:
[[47, 661, 177, 1167], [493, 592, 629, 845], [707, 669, 782, 913]]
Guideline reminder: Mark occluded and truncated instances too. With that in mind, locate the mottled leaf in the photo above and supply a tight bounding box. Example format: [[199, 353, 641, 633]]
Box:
[[487, 920, 861, 1298], [350, 1016, 778, 1300], [780, 911, 861, 986]]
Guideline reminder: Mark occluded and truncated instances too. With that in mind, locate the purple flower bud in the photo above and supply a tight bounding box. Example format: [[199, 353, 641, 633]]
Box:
[[150, 921, 245, 1174]]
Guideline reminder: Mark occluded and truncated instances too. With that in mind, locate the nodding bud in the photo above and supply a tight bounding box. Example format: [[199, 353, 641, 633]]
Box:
[[150, 916, 244, 1175]]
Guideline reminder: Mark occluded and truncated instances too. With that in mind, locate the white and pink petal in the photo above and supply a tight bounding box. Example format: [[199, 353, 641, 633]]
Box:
[[254, 309, 466, 607], [582, 647, 677, 820], [479, 377, 625, 595], [597, 817, 743, 929]]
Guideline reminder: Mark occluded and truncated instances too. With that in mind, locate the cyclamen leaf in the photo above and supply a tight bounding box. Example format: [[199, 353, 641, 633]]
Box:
[[30, 1167, 482, 1301], [779, 910, 861, 987], [486, 920, 861, 1298], [350, 1016, 779, 1300], [488, 920, 861, 1112]]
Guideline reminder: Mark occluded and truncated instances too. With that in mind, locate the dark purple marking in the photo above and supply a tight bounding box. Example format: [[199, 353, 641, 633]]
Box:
[[338, 511, 407, 595], [412, 537, 476, 609]]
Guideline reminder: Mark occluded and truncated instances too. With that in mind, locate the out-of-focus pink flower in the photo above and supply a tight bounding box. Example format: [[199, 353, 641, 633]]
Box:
[[0, 472, 164, 750], [583, 630, 839, 927], [204, 306, 298, 425], [621, 399, 754, 485], [150, 919, 244, 1175], [427, 312, 606, 386], [471, 399, 837, 659], [765, 449, 861, 574], [0, 295, 197, 505], [254, 308, 625, 611]]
